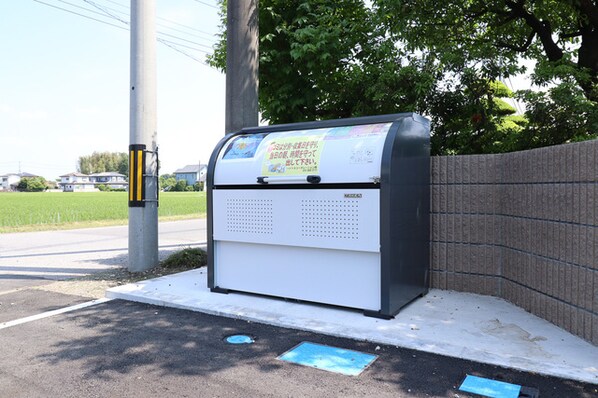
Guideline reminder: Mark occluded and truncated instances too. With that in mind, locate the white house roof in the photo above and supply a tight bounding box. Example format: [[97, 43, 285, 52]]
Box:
[[89, 172, 126, 177], [174, 165, 207, 174], [18, 172, 39, 178], [59, 172, 88, 177], [1, 172, 38, 178]]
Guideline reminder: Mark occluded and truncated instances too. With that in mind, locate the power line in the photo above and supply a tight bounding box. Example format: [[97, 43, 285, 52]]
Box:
[[82, 0, 129, 25], [101, 0, 218, 39], [157, 19, 216, 41], [157, 20, 216, 42], [157, 39, 207, 64], [107, 0, 219, 12], [33, 0, 128, 31], [53, 0, 122, 21], [84, 0, 217, 50], [101, 0, 128, 10], [158, 38, 210, 54], [83, 0, 218, 44], [190, 0, 219, 10], [157, 30, 213, 50], [33, 0, 215, 65]]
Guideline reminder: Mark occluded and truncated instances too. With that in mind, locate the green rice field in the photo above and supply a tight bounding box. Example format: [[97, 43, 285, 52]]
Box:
[[0, 191, 206, 232]]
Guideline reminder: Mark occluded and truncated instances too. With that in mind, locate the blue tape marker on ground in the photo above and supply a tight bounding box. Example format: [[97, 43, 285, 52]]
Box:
[[278, 342, 377, 376], [225, 335, 254, 344], [459, 374, 521, 398]]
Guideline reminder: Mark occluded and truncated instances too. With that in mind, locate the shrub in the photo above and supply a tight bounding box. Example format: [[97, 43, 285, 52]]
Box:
[[17, 177, 48, 192], [159, 175, 176, 191], [161, 248, 207, 269], [171, 180, 188, 192]]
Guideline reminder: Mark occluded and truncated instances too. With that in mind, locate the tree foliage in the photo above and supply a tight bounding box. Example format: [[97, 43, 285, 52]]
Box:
[[516, 82, 598, 148], [78, 152, 128, 177], [429, 78, 527, 154], [159, 174, 177, 191], [17, 177, 48, 192], [376, 0, 598, 152], [376, 0, 598, 102], [173, 180, 188, 192], [209, 0, 598, 154], [209, 0, 437, 123]]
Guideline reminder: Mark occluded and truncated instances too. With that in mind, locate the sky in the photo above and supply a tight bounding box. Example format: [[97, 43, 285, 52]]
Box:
[[0, 0, 226, 180], [0, 1, 537, 182]]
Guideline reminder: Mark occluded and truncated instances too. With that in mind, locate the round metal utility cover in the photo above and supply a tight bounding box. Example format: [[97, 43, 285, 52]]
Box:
[[225, 334, 254, 344]]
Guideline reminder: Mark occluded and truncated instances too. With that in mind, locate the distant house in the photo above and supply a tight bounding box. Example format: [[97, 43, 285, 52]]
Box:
[[59, 172, 127, 192], [0, 173, 21, 191], [174, 164, 207, 186], [0, 172, 39, 191], [89, 172, 127, 190], [60, 172, 95, 192]]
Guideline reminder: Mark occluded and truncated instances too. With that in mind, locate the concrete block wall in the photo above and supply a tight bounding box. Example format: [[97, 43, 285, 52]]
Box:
[[430, 139, 598, 345]]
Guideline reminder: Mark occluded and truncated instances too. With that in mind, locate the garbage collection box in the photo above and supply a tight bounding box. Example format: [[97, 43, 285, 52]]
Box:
[[207, 113, 430, 318]]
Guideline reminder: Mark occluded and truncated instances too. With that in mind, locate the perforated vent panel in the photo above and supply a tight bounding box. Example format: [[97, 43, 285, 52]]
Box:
[[226, 198, 273, 234], [213, 189, 379, 252], [301, 199, 360, 239]]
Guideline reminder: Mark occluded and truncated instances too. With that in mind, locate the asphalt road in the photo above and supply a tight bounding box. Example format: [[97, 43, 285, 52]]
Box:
[[1, 293, 596, 398], [0, 219, 207, 291]]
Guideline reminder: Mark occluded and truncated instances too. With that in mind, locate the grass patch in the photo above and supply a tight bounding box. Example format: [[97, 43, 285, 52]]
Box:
[[0, 191, 206, 233], [161, 247, 207, 269]]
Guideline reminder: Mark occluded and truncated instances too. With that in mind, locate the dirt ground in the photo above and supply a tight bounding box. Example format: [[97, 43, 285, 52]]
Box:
[[33, 264, 199, 299]]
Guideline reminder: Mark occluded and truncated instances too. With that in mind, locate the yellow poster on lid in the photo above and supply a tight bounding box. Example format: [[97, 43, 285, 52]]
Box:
[[261, 134, 325, 176]]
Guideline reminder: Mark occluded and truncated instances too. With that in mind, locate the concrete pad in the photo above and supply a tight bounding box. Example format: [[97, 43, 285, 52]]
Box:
[[107, 268, 598, 384]]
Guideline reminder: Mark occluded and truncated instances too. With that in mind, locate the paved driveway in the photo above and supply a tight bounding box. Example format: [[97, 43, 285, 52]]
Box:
[[1, 297, 596, 398], [0, 222, 596, 396]]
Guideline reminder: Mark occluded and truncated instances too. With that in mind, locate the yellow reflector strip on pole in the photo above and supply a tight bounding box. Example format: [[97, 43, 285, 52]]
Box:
[[136, 150, 143, 201], [129, 150, 134, 202]]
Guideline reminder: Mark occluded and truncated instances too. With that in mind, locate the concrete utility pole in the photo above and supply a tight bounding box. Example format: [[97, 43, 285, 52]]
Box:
[[128, 0, 158, 272], [225, 0, 259, 134]]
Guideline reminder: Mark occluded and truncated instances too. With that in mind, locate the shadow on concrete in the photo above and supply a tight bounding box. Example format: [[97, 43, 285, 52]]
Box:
[[34, 300, 595, 397], [79, 253, 129, 268]]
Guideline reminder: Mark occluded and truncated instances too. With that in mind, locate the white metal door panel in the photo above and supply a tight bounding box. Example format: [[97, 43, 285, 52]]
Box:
[[214, 241, 381, 311], [213, 189, 380, 252]]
